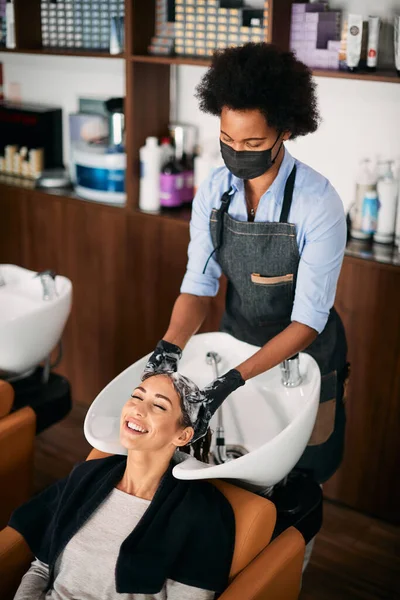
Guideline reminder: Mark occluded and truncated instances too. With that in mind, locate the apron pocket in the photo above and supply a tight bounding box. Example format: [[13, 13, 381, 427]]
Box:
[[251, 273, 293, 285], [249, 273, 294, 325], [308, 370, 337, 446]]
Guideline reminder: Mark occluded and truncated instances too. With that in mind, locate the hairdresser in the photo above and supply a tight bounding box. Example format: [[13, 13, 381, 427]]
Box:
[[145, 43, 349, 486]]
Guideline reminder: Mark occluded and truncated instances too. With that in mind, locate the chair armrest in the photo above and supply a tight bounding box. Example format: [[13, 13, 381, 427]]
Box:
[[219, 527, 305, 600], [86, 448, 114, 461], [0, 526, 33, 600]]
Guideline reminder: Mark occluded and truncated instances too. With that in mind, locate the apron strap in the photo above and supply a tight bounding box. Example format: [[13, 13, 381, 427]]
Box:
[[279, 165, 297, 224], [216, 186, 234, 250], [202, 186, 234, 274]]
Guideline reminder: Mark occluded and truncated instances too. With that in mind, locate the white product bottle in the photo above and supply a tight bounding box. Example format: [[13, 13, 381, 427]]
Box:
[[194, 142, 224, 195], [6, 0, 16, 49], [395, 187, 400, 247], [160, 137, 174, 168], [139, 136, 162, 212], [374, 162, 398, 244], [394, 159, 400, 247], [351, 159, 377, 239]]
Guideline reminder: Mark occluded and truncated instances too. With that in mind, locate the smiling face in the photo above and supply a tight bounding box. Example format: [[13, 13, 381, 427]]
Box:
[[119, 374, 194, 454]]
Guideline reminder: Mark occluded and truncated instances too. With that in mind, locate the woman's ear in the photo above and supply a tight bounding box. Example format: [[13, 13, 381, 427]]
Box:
[[283, 131, 291, 141], [174, 426, 194, 448]]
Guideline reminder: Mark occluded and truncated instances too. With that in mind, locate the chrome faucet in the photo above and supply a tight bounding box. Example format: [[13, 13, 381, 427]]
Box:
[[280, 354, 302, 387], [206, 351, 248, 463], [36, 269, 57, 301]]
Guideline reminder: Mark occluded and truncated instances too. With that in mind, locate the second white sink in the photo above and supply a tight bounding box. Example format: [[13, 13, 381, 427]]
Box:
[[0, 264, 72, 376]]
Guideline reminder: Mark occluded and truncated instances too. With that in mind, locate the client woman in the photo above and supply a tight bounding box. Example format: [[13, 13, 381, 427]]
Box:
[[9, 370, 235, 600]]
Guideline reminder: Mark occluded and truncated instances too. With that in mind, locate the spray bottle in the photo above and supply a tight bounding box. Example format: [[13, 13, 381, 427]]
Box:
[[350, 159, 377, 239]]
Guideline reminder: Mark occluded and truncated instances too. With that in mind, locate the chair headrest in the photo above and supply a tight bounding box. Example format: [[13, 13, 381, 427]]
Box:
[[0, 380, 14, 418]]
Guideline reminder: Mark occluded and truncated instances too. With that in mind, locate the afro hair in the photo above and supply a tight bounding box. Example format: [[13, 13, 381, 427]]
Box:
[[196, 43, 320, 140]]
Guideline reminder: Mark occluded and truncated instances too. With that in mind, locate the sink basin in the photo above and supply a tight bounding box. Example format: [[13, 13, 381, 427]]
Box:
[[0, 265, 72, 376], [84, 332, 321, 488]]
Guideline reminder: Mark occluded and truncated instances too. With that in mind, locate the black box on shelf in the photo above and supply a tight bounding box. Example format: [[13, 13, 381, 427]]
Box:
[[0, 101, 63, 169]]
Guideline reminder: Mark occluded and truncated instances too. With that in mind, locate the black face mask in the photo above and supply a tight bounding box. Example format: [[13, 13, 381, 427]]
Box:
[[220, 132, 282, 180]]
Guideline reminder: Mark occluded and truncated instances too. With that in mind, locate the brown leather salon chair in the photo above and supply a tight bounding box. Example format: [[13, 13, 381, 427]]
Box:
[[0, 380, 36, 532], [0, 448, 305, 600]]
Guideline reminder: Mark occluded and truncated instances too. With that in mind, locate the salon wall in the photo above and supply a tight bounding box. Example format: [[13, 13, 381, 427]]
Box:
[[175, 0, 400, 213], [1, 1, 400, 212], [0, 53, 125, 166], [175, 68, 400, 214]]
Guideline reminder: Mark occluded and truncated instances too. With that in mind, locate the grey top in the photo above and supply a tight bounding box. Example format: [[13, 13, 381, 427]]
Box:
[[13, 487, 215, 600]]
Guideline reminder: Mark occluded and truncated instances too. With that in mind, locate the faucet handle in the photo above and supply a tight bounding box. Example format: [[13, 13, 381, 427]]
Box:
[[280, 354, 302, 387], [35, 269, 57, 300], [35, 269, 57, 280]]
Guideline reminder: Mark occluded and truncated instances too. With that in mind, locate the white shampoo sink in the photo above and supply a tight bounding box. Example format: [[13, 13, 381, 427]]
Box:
[[84, 332, 321, 488], [0, 265, 72, 376]]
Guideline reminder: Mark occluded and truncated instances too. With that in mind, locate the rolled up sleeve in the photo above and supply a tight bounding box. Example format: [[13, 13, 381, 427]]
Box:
[[291, 183, 346, 334], [180, 178, 222, 297]]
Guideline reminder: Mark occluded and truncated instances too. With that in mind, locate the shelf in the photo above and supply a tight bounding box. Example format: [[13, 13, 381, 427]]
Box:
[[0, 178, 125, 211], [0, 48, 125, 59], [131, 54, 211, 67], [131, 54, 400, 83], [134, 206, 192, 223], [312, 68, 400, 84]]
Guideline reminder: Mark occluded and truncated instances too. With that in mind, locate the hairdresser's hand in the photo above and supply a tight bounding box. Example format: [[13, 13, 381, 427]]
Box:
[[143, 339, 182, 375], [202, 369, 245, 418]]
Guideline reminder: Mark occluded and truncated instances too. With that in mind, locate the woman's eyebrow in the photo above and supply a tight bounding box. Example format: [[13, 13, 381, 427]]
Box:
[[133, 387, 172, 405], [155, 393, 172, 405], [220, 130, 267, 142], [243, 136, 268, 141]]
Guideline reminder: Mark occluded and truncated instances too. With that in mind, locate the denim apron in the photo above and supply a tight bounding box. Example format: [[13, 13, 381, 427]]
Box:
[[209, 166, 348, 483]]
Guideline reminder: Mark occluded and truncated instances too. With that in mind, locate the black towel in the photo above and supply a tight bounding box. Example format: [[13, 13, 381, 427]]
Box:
[[9, 455, 235, 595]]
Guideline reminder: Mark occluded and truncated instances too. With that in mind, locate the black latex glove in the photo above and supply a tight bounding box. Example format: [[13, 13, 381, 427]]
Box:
[[143, 339, 182, 376], [194, 369, 245, 442]]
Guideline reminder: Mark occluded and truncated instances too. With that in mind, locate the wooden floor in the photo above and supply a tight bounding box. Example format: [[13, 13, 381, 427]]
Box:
[[33, 405, 400, 600]]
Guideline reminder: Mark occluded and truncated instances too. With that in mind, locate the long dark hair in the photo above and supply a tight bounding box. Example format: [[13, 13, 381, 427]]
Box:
[[178, 407, 212, 464], [141, 372, 212, 463]]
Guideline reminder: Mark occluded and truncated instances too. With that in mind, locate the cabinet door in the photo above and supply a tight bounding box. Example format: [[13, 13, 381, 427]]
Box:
[[126, 212, 190, 361], [0, 185, 27, 267], [61, 201, 128, 404], [326, 258, 400, 523], [22, 190, 65, 273]]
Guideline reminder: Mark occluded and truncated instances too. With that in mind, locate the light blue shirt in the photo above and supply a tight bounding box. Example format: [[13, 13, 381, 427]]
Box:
[[180, 148, 346, 334]]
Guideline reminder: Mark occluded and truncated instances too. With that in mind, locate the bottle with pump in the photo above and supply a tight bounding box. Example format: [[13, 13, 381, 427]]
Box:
[[160, 131, 185, 208], [139, 137, 162, 213], [174, 126, 194, 204], [393, 159, 400, 247], [194, 141, 224, 195], [374, 161, 398, 244], [350, 159, 377, 239], [160, 137, 174, 167]]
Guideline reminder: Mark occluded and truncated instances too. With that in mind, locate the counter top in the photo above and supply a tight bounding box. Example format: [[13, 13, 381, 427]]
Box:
[[345, 238, 400, 269]]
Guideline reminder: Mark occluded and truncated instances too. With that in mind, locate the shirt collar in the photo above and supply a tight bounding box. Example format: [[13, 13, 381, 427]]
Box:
[[230, 146, 295, 207]]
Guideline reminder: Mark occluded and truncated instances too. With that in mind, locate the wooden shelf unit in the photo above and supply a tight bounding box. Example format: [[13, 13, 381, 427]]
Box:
[[3, 0, 399, 210], [0, 48, 125, 58]]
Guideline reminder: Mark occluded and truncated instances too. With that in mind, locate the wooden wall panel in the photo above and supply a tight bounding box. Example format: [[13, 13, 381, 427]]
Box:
[[325, 258, 400, 523], [0, 185, 27, 267], [21, 190, 65, 272], [126, 212, 190, 361], [1, 184, 400, 522], [60, 201, 128, 405]]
